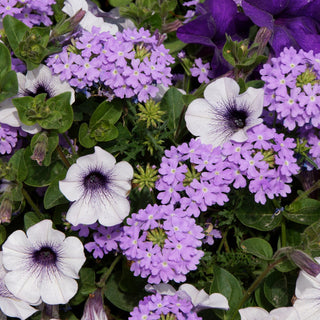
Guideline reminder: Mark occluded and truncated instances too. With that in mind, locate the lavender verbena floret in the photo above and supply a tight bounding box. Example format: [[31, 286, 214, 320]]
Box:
[[84, 224, 124, 258], [119, 204, 204, 284], [129, 292, 202, 320], [260, 47, 320, 131], [0, 0, 55, 27], [0, 124, 19, 155], [156, 124, 299, 207], [47, 27, 173, 102]]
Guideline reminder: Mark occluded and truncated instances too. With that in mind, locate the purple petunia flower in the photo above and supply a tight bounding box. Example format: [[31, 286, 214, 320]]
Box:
[[242, 0, 320, 55]]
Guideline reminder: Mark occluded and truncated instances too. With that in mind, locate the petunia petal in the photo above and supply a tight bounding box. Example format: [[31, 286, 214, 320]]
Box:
[[4, 269, 41, 304], [66, 196, 99, 226], [185, 98, 214, 139], [204, 78, 240, 108], [238, 307, 269, 320], [58, 237, 86, 278], [236, 87, 264, 119], [0, 297, 38, 320], [26, 220, 65, 246], [39, 269, 78, 305]]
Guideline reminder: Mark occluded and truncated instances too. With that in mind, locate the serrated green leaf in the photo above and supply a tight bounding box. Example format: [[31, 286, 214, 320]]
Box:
[[241, 238, 273, 260]]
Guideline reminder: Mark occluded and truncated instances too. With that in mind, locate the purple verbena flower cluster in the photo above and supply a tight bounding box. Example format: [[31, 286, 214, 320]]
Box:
[[0, 0, 55, 27], [0, 123, 19, 155], [72, 223, 123, 258], [119, 203, 204, 284], [156, 124, 299, 206], [129, 292, 201, 320], [46, 27, 174, 102], [260, 47, 320, 131]]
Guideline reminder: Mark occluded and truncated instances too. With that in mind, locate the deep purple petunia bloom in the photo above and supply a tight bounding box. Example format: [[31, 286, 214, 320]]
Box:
[[242, 0, 320, 55], [176, 0, 252, 76]]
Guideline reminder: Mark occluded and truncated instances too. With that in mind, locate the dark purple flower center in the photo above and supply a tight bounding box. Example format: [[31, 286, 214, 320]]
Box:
[[225, 106, 248, 130], [24, 82, 54, 99], [83, 170, 108, 191], [32, 246, 57, 266]]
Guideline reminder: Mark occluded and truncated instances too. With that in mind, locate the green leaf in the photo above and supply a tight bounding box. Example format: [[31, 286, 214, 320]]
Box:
[[264, 271, 293, 307], [109, 0, 132, 6], [210, 265, 243, 315], [44, 179, 69, 209], [79, 122, 96, 148], [105, 270, 146, 312], [3, 15, 29, 53], [301, 220, 320, 256], [89, 99, 123, 127], [236, 198, 282, 231], [24, 211, 42, 230], [8, 148, 28, 182], [0, 70, 18, 103], [0, 225, 6, 245], [254, 286, 274, 310], [160, 87, 185, 131], [40, 92, 73, 133], [284, 198, 320, 225], [71, 268, 96, 305], [24, 147, 66, 187], [241, 238, 273, 260], [0, 42, 12, 76]]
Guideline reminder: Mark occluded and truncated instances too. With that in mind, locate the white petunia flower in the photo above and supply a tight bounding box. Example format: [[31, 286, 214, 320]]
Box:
[[185, 77, 264, 148], [145, 283, 229, 312], [2, 220, 86, 305], [62, 0, 118, 35], [0, 252, 38, 320], [239, 306, 300, 320], [0, 64, 75, 134], [293, 257, 320, 320], [59, 146, 134, 227]]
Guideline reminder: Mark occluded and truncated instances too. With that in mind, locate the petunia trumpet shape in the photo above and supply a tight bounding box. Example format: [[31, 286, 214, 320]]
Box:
[[2, 220, 86, 305], [59, 146, 134, 227], [185, 77, 264, 148]]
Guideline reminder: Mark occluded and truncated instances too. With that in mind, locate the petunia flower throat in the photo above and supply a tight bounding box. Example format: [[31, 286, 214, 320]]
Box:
[[59, 146, 134, 227], [185, 77, 264, 148]]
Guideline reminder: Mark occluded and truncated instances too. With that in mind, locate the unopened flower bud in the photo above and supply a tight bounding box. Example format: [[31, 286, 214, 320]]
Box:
[[51, 9, 86, 40], [31, 132, 48, 166], [81, 289, 108, 320], [0, 197, 12, 224], [289, 250, 320, 277]]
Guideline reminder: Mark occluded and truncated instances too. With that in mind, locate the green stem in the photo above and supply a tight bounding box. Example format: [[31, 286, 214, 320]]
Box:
[[217, 229, 229, 254], [22, 188, 44, 220], [97, 255, 122, 288], [291, 179, 320, 204], [281, 220, 287, 247], [56, 145, 71, 168], [230, 256, 288, 320]]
